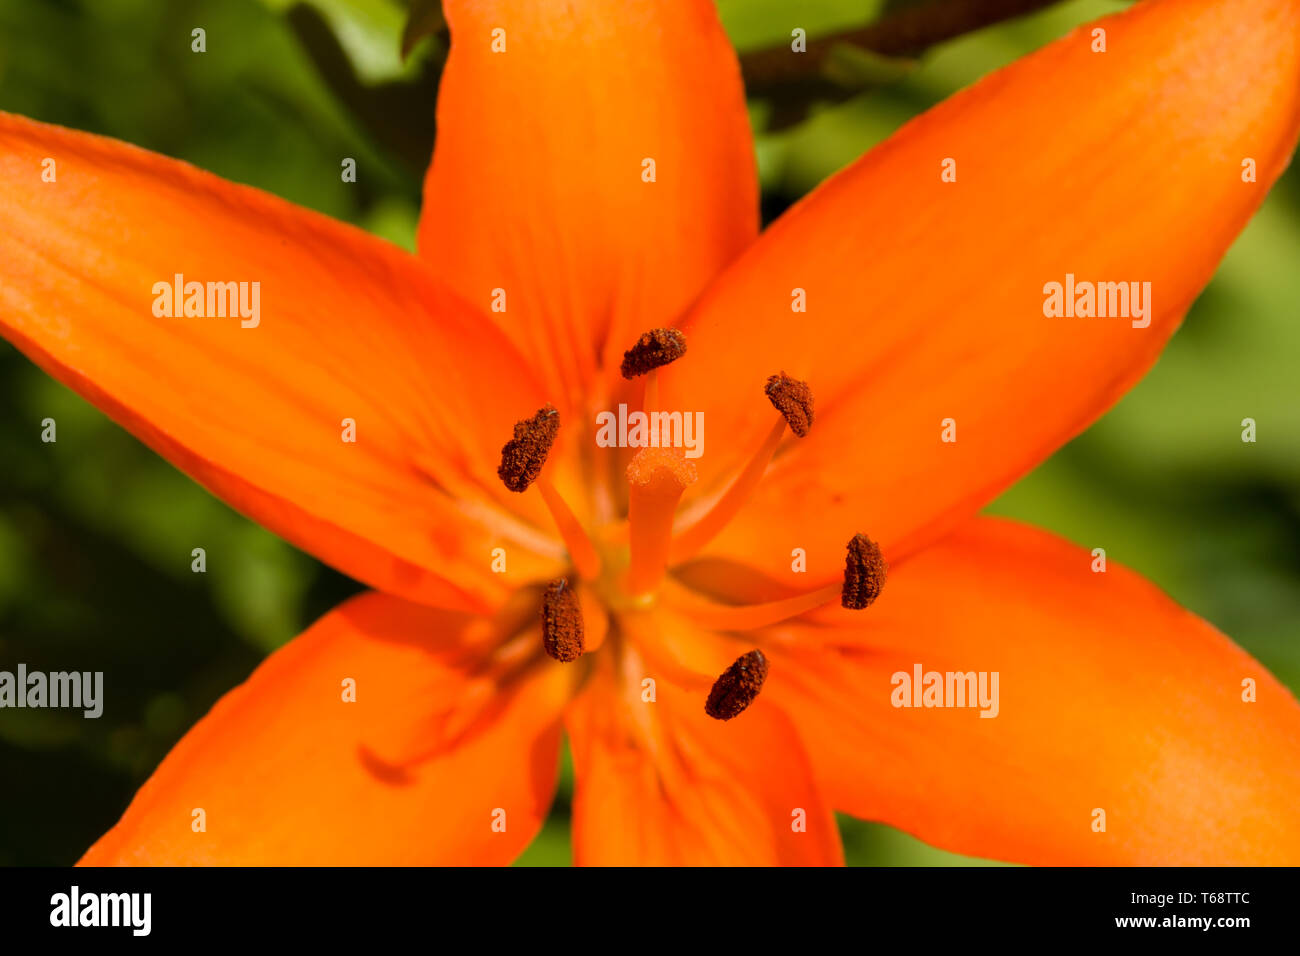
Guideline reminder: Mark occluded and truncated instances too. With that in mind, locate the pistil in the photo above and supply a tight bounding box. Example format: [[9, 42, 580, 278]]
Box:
[[624, 447, 697, 596]]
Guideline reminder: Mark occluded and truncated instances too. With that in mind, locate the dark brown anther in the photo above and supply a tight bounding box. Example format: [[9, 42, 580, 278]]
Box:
[[764, 372, 814, 437], [842, 533, 888, 609], [619, 328, 687, 379], [541, 579, 584, 663], [497, 404, 559, 493], [704, 649, 768, 721]]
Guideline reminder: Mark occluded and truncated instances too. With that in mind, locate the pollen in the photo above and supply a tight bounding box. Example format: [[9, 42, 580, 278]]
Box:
[[705, 649, 769, 721], [497, 404, 559, 493], [842, 533, 888, 609], [620, 328, 687, 379], [765, 372, 814, 437], [541, 579, 584, 662]]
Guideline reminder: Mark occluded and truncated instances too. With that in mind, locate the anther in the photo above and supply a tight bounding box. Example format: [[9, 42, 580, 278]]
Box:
[[620, 328, 687, 379], [541, 579, 584, 662], [497, 404, 559, 493], [765, 372, 814, 437], [842, 533, 888, 609], [663, 532, 887, 631], [705, 649, 768, 720]]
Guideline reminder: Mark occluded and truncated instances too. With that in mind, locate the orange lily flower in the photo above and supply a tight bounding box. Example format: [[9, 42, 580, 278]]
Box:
[[3, 0, 1299, 866]]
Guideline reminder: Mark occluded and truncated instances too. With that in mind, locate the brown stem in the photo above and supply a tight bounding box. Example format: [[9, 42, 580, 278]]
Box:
[[739, 0, 1067, 96]]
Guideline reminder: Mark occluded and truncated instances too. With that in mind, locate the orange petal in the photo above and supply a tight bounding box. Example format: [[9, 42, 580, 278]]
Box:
[[663, 0, 1300, 587], [0, 111, 561, 609], [419, 0, 758, 412], [79, 592, 572, 865], [764, 517, 1300, 865], [565, 646, 842, 866]]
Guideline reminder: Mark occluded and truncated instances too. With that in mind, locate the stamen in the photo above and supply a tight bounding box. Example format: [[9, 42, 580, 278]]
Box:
[[842, 533, 888, 609], [669, 417, 785, 563], [705, 649, 768, 720], [625, 447, 697, 595], [536, 479, 602, 581], [498, 404, 559, 493], [620, 328, 687, 379], [541, 578, 584, 662], [496, 406, 603, 578], [665, 533, 886, 631], [669, 374, 815, 563], [642, 368, 660, 416], [765, 372, 814, 437], [669, 579, 839, 631]]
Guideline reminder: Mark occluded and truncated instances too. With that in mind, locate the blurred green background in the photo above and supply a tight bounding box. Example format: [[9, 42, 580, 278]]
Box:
[[0, 0, 1296, 866]]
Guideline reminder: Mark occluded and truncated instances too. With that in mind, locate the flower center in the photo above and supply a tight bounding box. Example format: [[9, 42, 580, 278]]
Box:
[[492, 329, 888, 719]]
